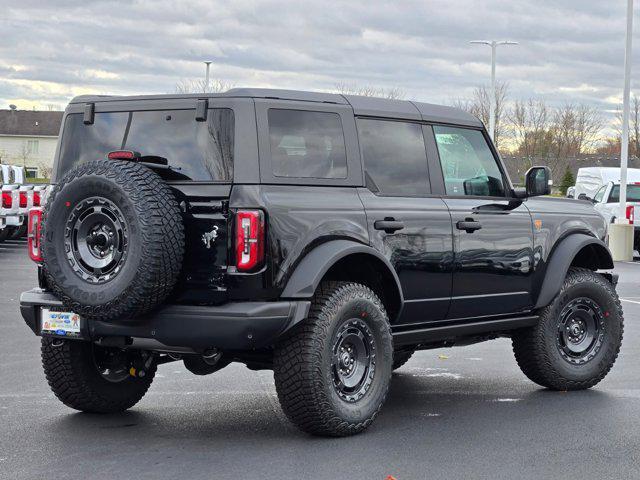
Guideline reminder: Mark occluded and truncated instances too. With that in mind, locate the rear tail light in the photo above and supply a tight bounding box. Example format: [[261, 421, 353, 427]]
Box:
[[33, 191, 41, 207], [2, 191, 11, 209], [107, 150, 138, 160], [235, 210, 265, 271], [28, 207, 43, 262], [626, 205, 635, 224], [19, 191, 27, 208]]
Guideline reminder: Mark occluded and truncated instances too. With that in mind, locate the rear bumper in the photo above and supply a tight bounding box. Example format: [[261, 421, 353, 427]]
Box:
[[20, 289, 310, 352], [2, 215, 22, 226]]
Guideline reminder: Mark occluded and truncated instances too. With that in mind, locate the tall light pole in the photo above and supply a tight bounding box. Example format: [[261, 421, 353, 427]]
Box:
[[204, 61, 213, 93], [619, 0, 634, 221], [470, 40, 518, 141]]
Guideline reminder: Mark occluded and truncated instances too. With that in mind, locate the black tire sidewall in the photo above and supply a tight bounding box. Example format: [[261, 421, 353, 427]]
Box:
[[43, 174, 143, 307], [542, 274, 622, 382], [321, 292, 393, 424]]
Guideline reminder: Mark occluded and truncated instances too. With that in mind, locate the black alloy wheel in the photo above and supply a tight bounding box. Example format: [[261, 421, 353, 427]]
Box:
[[65, 196, 128, 284]]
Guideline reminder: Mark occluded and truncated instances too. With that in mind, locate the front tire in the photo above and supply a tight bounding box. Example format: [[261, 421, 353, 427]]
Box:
[[392, 349, 414, 370], [274, 282, 393, 436], [41, 338, 156, 413], [512, 268, 623, 390]]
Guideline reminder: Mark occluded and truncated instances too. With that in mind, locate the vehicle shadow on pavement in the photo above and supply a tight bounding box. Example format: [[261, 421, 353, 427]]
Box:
[[45, 370, 617, 444]]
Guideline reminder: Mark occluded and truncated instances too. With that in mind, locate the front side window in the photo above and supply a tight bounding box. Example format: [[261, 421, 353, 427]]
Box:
[[357, 118, 430, 196], [268, 109, 347, 179], [57, 109, 234, 181], [434, 126, 505, 197], [593, 185, 606, 203]]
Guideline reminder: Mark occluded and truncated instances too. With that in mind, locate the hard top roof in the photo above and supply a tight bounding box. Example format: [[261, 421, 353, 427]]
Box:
[[69, 88, 482, 127]]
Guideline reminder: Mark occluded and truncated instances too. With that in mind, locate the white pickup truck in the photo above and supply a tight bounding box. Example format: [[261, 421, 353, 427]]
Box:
[[591, 181, 640, 249], [0, 165, 47, 242]]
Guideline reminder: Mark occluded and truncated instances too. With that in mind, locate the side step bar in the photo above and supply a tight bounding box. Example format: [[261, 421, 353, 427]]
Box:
[[392, 315, 539, 346]]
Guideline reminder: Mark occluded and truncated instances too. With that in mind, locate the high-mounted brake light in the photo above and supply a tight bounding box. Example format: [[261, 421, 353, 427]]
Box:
[[19, 191, 27, 208], [28, 207, 43, 262], [626, 205, 635, 224], [33, 191, 41, 207], [107, 150, 139, 161], [235, 210, 265, 271], [1, 191, 11, 209]]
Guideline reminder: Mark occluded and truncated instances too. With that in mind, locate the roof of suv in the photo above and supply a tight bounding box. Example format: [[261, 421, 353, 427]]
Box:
[[69, 88, 482, 127]]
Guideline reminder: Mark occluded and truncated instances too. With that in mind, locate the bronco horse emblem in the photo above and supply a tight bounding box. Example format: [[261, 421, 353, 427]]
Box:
[[202, 226, 219, 249]]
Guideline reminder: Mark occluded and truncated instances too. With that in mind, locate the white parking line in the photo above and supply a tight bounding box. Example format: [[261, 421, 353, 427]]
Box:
[[621, 298, 640, 305]]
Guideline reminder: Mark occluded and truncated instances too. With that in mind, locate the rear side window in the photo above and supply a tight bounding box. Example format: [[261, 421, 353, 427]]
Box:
[[357, 118, 430, 196], [57, 109, 234, 182], [268, 109, 347, 179], [434, 126, 505, 197], [608, 184, 640, 202]]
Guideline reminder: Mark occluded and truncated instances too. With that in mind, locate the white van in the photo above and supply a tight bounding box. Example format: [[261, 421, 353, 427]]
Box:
[[573, 167, 640, 200]]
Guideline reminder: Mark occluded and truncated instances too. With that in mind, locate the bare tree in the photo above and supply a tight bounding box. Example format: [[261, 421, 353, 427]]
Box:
[[174, 78, 235, 94], [614, 94, 640, 157], [334, 83, 405, 100], [38, 161, 53, 180], [19, 142, 31, 167], [45, 104, 61, 111], [509, 99, 550, 167], [451, 82, 509, 149]]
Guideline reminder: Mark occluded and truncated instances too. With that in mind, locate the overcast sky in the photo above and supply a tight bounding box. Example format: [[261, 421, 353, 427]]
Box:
[[1, 0, 639, 124]]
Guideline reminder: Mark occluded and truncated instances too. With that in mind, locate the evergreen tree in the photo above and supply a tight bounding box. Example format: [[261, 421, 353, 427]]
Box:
[[559, 167, 575, 195]]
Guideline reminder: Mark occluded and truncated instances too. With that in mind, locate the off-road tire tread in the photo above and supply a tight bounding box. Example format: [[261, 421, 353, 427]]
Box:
[[274, 281, 392, 436], [41, 338, 155, 413], [42, 159, 184, 320], [512, 267, 623, 390], [392, 350, 414, 370]]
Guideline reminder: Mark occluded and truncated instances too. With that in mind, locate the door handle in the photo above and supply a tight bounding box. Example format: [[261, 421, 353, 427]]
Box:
[[456, 218, 482, 233], [374, 219, 405, 234]]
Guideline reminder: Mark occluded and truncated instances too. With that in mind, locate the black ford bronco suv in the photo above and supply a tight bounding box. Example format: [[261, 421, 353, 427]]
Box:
[[20, 88, 623, 437]]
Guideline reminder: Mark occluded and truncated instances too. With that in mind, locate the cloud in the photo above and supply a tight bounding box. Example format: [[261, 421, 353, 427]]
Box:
[[1, 0, 638, 119]]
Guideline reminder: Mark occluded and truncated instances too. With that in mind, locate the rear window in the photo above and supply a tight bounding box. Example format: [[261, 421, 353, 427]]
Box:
[[57, 109, 234, 182], [268, 109, 347, 179]]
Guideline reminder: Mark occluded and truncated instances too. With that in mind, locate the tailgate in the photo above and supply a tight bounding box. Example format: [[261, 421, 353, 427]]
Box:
[[170, 184, 231, 305]]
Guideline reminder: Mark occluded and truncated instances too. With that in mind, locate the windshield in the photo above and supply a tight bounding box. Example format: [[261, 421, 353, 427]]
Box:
[[608, 184, 640, 203], [57, 109, 234, 182]]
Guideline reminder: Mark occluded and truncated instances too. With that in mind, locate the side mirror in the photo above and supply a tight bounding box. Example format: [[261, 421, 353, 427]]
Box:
[[577, 193, 589, 201], [525, 166, 551, 197]]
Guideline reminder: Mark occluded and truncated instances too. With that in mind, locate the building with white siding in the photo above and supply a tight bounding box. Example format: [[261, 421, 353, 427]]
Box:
[[0, 107, 63, 179]]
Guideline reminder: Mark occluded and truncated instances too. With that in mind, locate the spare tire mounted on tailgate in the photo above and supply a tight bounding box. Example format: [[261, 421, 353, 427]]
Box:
[[42, 158, 185, 321]]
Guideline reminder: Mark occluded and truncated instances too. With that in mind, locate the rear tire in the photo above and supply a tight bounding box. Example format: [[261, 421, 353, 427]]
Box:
[[274, 281, 393, 436], [41, 338, 156, 413], [512, 268, 623, 390], [9, 223, 26, 239], [0, 227, 10, 243]]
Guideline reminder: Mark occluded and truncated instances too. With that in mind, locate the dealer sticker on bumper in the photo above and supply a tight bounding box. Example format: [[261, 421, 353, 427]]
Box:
[[41, 309, 82, 338]]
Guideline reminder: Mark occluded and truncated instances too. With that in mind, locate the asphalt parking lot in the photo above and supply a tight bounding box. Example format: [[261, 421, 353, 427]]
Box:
[[1, 238, 639, 480]]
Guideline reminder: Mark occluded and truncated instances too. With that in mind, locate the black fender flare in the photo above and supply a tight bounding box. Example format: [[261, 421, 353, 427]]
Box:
[[281, 239, 404, 304], [534, 233, 614, 309]]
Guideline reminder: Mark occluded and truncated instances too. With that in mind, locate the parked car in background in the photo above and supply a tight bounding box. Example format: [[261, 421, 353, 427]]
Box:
[[0, 164, 20, 242], [0, 164, 47, 242], [566, 185, 576, 198], [591, 181, 640, 250], [573, 167, 640, 200]]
